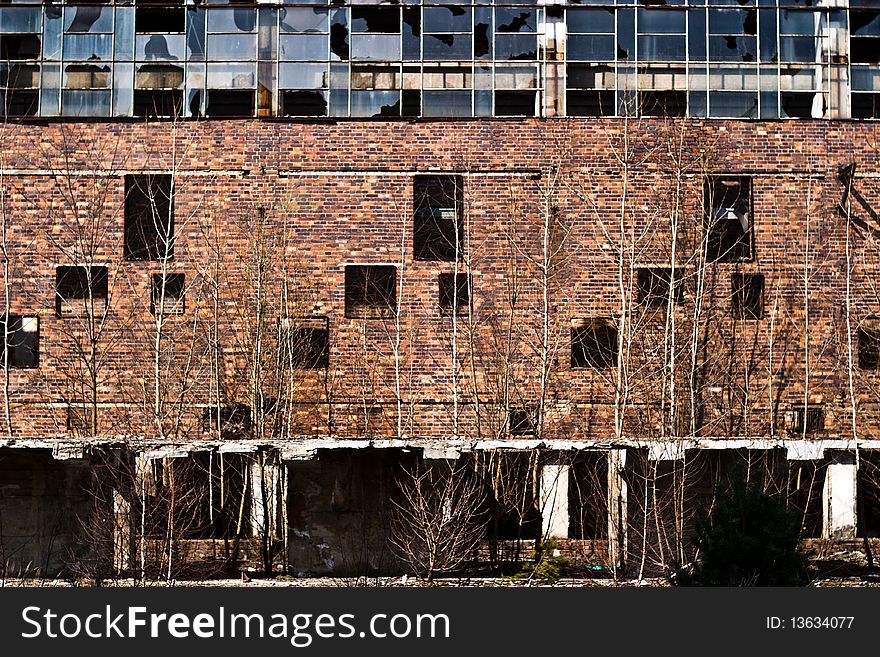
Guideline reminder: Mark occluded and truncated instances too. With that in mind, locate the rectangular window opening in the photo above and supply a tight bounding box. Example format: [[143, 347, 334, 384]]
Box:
[[125, 174, 174, 261], [636, 267, 683, 308], [571, 318, 618, 369], [438, 272, 470, 316], [150, 273, 185, 315], [287, 316, 330, 369], [202, 404, 252, 440], [858, 319, 880, 369], [0, 314, 38, 369], [731, 272, 764, 320], [344, 265, 397, 319], [413, 174, 463, 262], [788, 405, 824, 436], [705, 175, 753, 263], [508, 407, 536, 436], [55, 265, 109, 317]]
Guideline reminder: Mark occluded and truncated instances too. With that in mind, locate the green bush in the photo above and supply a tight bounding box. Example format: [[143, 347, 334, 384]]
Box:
[[509, 539, 568, 585], [673, 471, 810, 587]]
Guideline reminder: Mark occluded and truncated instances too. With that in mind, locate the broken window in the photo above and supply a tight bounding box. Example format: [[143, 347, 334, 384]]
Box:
[[858, 320, 880, 369], [344, 265, 397, 319], [286, 316, 330, 369], [124, 174, 174, 261], [202, 404, 252, 440], [150, 273, 185, 315], [708, 8, 757, 62], [850, 10, 880, 64], [413, 175, 463, 262], [731, 272, 764, 320], [567, 64, 615, 116], [438, 273, 470, 317], [571, 319, 618, 369], [0, 64, 40, 116], [639, 89, 687, 117], [788, 405, 824, 435], [508, 408, 536, 436], [636, 267, 683, 308], [205, 89, 254, 117], [0, 315, 38, 369], [55, 265, 108, 317], [494, 8, 537, 61], [350, 6, 401, 61], [704, 176, 753, 263]]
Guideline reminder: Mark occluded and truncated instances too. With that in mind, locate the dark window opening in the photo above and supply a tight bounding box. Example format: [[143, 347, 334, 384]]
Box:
[[787, 459, 825, 539], [788, 405, 824, 435], [495, 90, 536, 116], [351, 7, 400, 33], [401, 89, 421, 116], [857, 451, 880, 537], [287, 317, 330, 369], [344, 265, 397, 319], [571, 319, 618, 369], [567, 90, 616, 116], [55, 265, 108, 317], [705, 175, 753, 262], [280, 90, 327, 117], [150, 273, 184, 315], [508, 408, 536, 436], [569, 452, 609, 540], [0, 314, 38, 369], [639, 90, 687, 117], [142, 453, 252, 540], [202, 404, 252, 440], [134, 90, 183, 119], [1, 90, 38, 116], [852, 93, 880, 120], [135, 7, 185, 33], [858, 320, 880, 369], [1, 35, 41, 60], [125, 174, 174, 261], [438, 272, 469, 316], [636, 267, 683, 307], [205, 90, 254, 117], [413, 174, 463, 262], [66, 405, 93, 435], [731, 272, 764, 320], [781, 91, 815, 118]]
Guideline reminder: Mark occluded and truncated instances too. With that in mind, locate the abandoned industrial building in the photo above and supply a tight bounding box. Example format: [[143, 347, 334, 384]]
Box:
[[1, 0, 880, 582]]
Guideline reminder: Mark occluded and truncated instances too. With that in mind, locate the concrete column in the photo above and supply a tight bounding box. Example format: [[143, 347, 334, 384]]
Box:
[[250, 457, 281, 539], [541, 460, 570, 539], [823, 451, 857, 539], [113, 490, 132, 574], [608, 449, 628, 568]]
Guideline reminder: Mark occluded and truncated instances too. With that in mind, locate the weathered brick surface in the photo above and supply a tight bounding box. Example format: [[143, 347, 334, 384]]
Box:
[[0, 118, 876, 445]]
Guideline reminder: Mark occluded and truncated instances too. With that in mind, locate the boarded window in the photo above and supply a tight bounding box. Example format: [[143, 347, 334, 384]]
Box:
[[150, 273, 185, 315], [344, 265, 397, 318], [413, 175, 463, 262], [858, 320, 880, 369], [788, 405, 824, 435], [287, 316, 330, 369], [571, 319, 618, 368], [56, 265, 108, 317], [731, 272, 764, 320], [125, 174, 174, 261], [438, 272, 469, 316], [636, 267, 682, 307], [0, 314, 38, 368], [705, 176, 752, 263]]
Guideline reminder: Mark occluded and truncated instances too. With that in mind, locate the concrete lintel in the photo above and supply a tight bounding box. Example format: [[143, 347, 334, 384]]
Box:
[[141, 448, 190, 460], [218, 443, 258, 454], [648, 441, 688, 461], [785, 440, 827, 461], [422, 446, 460, 461]]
